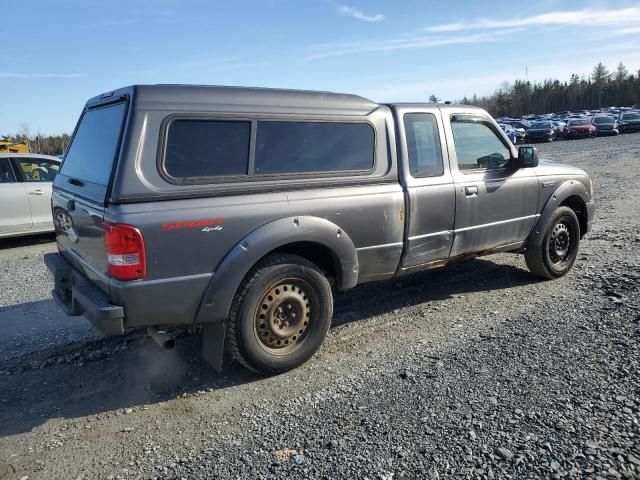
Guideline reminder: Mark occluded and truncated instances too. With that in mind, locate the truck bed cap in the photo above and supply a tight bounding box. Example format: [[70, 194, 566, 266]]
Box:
[[87, 84, 380, 117]]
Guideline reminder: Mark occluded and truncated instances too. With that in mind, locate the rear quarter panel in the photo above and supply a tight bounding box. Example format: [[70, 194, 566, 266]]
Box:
[[109, 184, 404, 327]]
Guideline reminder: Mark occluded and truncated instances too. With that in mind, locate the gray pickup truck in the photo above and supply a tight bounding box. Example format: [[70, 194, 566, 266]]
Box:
[[45, 85, 595, 374]]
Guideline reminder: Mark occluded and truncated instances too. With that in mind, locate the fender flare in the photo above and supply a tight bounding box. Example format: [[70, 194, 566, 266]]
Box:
[[195, 215, 358, 324], [527, 179, 590, 249]]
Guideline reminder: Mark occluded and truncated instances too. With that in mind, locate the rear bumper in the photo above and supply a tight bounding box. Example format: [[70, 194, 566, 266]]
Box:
[[44, 253, 124, 336]]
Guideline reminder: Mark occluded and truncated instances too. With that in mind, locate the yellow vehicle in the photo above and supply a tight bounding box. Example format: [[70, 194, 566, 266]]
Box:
[[0, 138, 29, 153]]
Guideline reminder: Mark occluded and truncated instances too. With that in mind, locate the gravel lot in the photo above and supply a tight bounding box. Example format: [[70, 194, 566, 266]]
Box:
[[0, 134, 639, 480]]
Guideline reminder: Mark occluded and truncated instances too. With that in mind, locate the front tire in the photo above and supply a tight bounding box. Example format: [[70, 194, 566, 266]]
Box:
[[525, 206, 580, 280], [227, 253, 333, 375]]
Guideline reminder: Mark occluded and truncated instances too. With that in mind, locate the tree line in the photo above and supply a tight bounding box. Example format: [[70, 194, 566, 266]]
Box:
[[452, 62, 640, 118]]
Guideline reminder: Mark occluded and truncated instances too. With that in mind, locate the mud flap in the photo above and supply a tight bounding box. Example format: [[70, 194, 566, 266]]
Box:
[[202, 321, 226, 372]]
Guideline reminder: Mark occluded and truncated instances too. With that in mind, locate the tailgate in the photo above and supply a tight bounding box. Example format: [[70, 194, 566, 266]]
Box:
[[52, 191, 109, 292], [52, 100, 128, 292]]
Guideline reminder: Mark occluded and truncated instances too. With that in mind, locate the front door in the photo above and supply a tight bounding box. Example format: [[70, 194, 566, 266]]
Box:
[[0, 158, 32, 236], [445, 114, 538, 256]]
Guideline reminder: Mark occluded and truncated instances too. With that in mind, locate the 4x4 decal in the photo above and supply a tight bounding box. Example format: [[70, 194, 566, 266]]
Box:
[[161, 218, 224, 232]]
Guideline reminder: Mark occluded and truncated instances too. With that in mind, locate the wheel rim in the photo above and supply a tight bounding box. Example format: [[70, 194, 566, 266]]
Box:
[[548, 221, 571, 265], [254, 279, 313, 355]]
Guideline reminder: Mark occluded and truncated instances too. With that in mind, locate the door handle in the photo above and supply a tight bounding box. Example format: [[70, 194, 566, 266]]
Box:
[[465, 186, 478, 196], [29, 190, 44, 196]]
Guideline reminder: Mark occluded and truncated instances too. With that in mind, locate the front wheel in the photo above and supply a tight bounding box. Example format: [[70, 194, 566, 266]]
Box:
[[525, 206, 580, 280], [226, 253, 333, 375]]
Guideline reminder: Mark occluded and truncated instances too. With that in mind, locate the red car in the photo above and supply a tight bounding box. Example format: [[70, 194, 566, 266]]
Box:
[[564, 119, 596, 139]]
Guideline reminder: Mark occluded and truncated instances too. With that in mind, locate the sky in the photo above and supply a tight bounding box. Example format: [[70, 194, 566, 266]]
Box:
[[2, 0, 639, 134]]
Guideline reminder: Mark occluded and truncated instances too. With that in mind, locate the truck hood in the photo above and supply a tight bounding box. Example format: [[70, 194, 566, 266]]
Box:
[[536, 158, 587, 177]]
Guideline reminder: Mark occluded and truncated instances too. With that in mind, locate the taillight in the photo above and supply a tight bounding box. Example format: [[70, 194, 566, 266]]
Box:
[[104, 222, 146, 281]]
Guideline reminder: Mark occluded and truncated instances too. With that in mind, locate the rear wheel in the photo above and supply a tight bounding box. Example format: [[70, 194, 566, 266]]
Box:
[[525, 206, 580, 279], [227, 253, 333, 375]]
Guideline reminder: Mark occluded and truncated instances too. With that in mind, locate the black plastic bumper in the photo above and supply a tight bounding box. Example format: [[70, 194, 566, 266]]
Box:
[[44, 253, 124, 336], [585, 200, 596, 235]]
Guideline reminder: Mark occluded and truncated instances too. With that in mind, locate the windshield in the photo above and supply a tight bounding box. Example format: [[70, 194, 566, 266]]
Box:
[[531, 122, 552, 129], [622, 113, 640, 120], [61, 102, 127, 186], [593, 117, 614, 124], [568, 119, 590, 126]]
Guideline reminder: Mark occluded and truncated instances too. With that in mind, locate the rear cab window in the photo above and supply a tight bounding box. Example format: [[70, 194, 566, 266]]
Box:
[[403, 113, 444, 178], [56, 101, 127, 203]]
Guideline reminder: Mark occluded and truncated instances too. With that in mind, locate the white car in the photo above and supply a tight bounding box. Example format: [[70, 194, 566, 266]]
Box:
[[0, 153, 60, 239]]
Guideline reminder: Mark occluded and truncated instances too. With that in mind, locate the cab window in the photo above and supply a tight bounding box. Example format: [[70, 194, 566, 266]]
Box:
[[451, 119, 511, 171], [403, 113, 444, 178]]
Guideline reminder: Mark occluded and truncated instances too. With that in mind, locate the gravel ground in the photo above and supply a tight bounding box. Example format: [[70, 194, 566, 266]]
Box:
[[0, 134, 639, 480], [0, 234, 100, 365]]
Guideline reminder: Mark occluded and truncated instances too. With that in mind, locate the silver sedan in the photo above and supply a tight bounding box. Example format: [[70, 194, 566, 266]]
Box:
[[0, 153, 60, 239]]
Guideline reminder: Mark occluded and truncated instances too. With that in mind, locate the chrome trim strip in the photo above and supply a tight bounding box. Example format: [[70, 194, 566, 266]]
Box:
[[408, 230, 451, 242], [455, 214, 540, 233], [356, 242, 404, 252]]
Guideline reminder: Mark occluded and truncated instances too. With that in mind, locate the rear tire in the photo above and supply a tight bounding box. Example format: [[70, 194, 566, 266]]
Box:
[[227, 253, 333, 375], [525, 206, 580, 280]]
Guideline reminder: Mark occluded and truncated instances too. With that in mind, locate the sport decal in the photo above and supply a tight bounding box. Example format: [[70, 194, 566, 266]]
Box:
[[161, 218, 224, 232]]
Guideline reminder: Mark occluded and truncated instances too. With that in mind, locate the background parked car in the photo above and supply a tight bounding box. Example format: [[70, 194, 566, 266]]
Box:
[[592, 116, 620, 136], [497, 123, 517, 144], [525, 121, 557, 142], [619, 112, 640, 133], [507, 120, 531, 131], [564, 119, 596, 139], [552, 120, 566, 135], [0, 154, 60, 238], [501, 121, 526, 142]]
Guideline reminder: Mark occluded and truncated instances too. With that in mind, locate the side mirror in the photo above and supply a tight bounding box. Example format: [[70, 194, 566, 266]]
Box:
[[517, 146, 539, 168]]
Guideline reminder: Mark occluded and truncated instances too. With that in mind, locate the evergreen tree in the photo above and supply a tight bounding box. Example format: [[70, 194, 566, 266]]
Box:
[[591, 62, 610, 85], [614, 62, 629, 83]]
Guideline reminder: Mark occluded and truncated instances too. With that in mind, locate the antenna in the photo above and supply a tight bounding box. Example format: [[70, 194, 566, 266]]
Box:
[[526, 66, 528, 82]]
